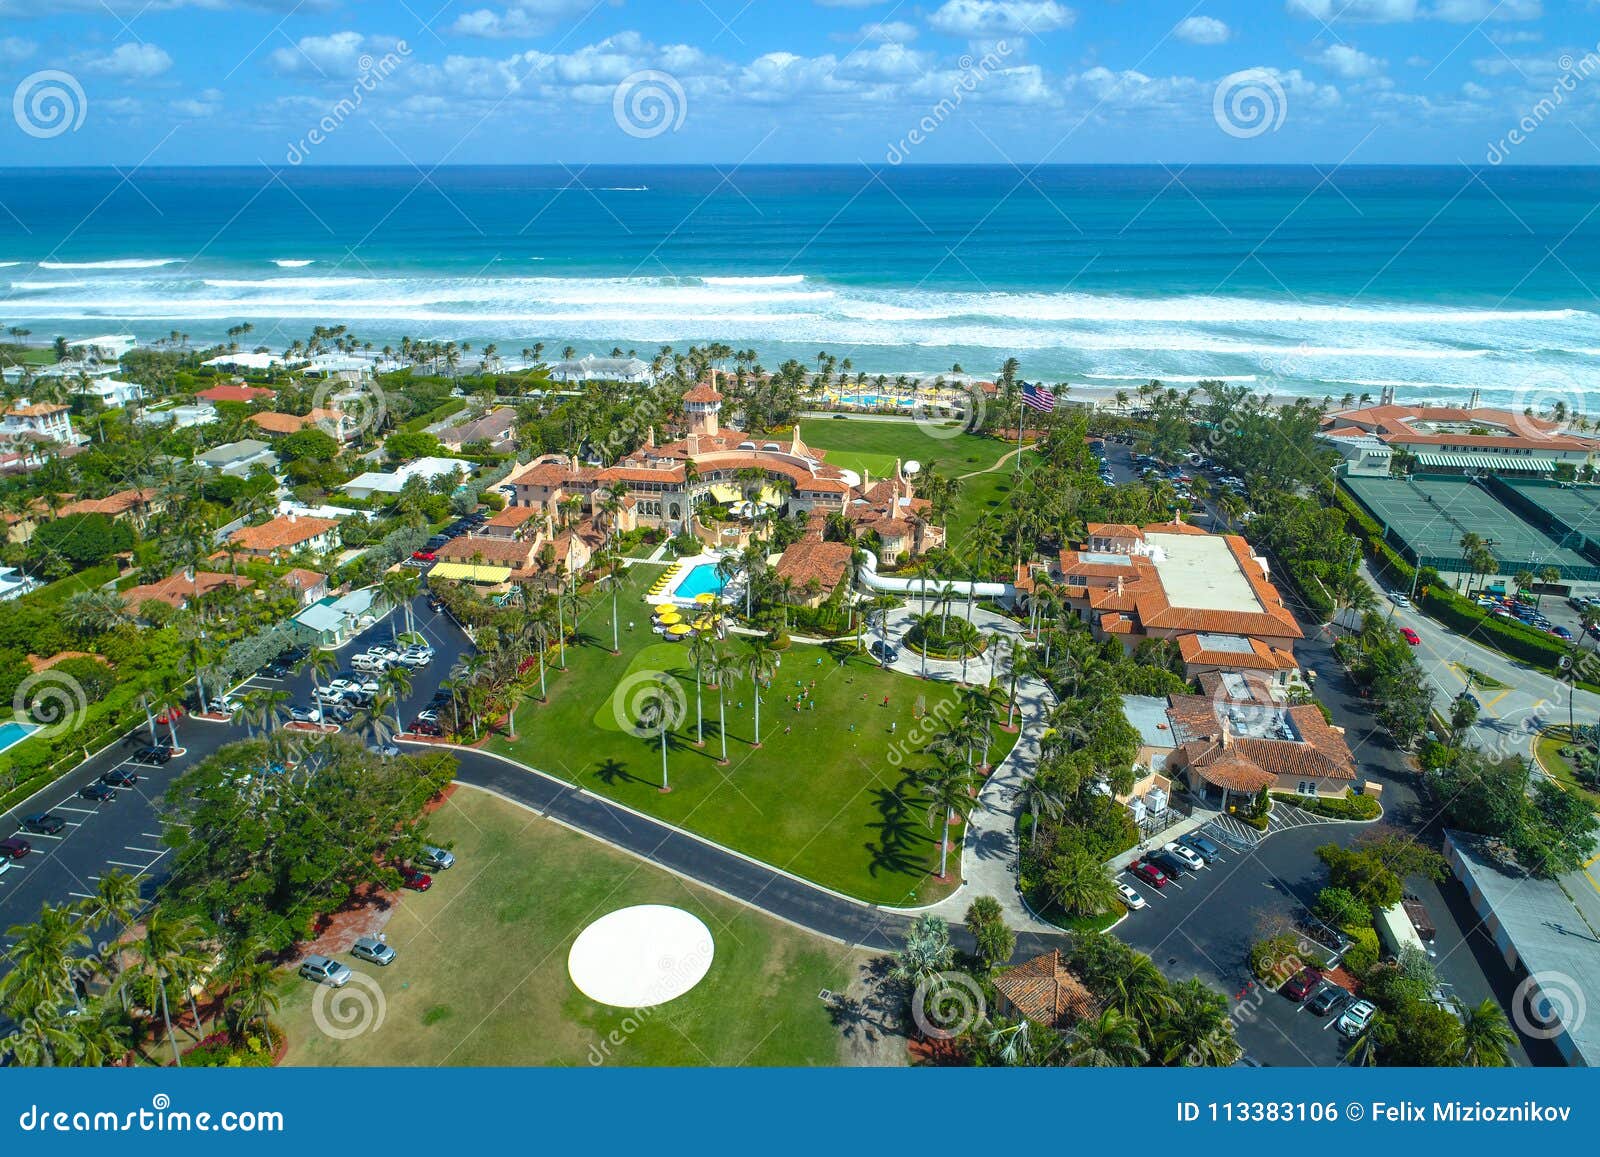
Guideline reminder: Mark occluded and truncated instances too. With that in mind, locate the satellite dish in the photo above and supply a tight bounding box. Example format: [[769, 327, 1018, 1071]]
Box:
[[903, 460, 921, 475]]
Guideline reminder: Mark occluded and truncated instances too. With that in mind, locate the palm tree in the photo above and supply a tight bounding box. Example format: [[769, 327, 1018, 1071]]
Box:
[[76, 868, 144, 942], [711, 648, 739, 764], [914, 761, 977, 880], [1452, 997, 1515, 1066], [119, 908, 210, 1067], [300, 648, 339, 720], [1064, 1007, 1148, 1067], [1015, 776, 1066, 846], [637, 675, 684, 792], [687, 630, 713, 747], [219, 937, 280, 1038], [379, 665, 413, 735], [1159, 977, 1241, 1066], [742, 635, 778, 746], [2, 904, 90, 1014], [1044, 844, 1120, 917]]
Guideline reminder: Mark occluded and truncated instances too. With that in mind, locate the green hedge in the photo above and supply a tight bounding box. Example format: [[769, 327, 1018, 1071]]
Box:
[[1274, 789, 1381, 821], [399, 398, 467, 433]]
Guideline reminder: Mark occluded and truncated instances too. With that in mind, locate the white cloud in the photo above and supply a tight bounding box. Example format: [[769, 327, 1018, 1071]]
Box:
[[270, 31, 369, 75], [0, 36, 35, 63], [171, 87, 222, 117], [835, 20, 920, 43], [928, 0, 1074, 37], [1429, 0, 1540, 20], [1489, 29, 1541, 44], [1313, 43, 1387, 77], [1461, 81, 1492, 99], [83, 42, 173, 79], [450, 1, 602, 39], [1173, 16, 1230, 45], [1405, 54, 1431, 67], [1286, 0, 1417, 20]]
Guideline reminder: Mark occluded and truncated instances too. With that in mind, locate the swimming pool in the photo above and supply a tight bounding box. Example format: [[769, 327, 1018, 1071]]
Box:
[[674, 563, 726, 601], [0, 720, 40, 755]]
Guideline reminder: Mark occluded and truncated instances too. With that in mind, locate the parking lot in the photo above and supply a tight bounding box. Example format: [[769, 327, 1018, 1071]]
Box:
[[0, 592, 474, 950]]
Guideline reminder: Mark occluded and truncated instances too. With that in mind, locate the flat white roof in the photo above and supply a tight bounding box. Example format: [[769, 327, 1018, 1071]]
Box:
[[1196, 633, 1254, 653], [1144, 532, 1263, 614]]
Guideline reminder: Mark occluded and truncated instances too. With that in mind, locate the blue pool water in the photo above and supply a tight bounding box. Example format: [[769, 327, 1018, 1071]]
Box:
[[675, 564, 726, 601], [0, 720, 40, 755]]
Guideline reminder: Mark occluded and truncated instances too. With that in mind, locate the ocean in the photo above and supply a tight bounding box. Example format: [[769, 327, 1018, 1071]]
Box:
[[2, 164, 1598, 404]]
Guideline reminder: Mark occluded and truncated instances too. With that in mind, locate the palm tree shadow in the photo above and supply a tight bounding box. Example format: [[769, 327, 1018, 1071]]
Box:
[[592, 757, 650, 788], [864, 783, 927, 879]]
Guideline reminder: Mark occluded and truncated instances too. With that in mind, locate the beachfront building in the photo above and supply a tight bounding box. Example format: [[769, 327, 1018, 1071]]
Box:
[[549, 355, 655, 385], [1320, 392, 1600, 478], [195, 438, 278, 477], [501, 382, 943, 572], [139, 402, 218, 430], [342, 456, 474, 501], [1019, 521, 1304, 676], [202, 353, 305, 373], [67, 334, 136, 362], [71, 377, 146, 409], [227, 514, 341, 560], [2, 399, 79, 445]]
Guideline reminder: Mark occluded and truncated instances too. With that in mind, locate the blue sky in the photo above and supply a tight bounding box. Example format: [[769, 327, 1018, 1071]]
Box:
[[1, 0, 1597, 165]]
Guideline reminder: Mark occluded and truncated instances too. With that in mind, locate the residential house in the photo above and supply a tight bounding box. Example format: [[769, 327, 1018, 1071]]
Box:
[[55, 488, 164, 530], [773, 536, 854, 607], [440, 407, 518, 452], [72, 377, 146, 409], [342, 456, 474, 501], [279, 568, 330, 606], [195, 383, 276, 405], [480, 504, 541, 540], [66, 334, 136, 362], [549, 355, 655, 384], [292, 587, 378, 648], [138, 402, 217, 430], [195, 438, 278, 477], [249, 408, 355, 440], [228, 514, 341, 560], [2, 399, 78, 445], [122, 569, 254, 613], [0, 565, 41, 601]]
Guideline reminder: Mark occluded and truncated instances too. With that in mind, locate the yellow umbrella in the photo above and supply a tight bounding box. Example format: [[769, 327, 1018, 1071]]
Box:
[[694, 592, 716, 604], [652, 603, 676, 615], [667, 623, 693, 636], [656, 610, 683, 625], [693, 617, 713, 630]]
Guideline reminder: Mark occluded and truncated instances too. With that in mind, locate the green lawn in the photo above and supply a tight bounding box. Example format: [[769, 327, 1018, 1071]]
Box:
[[275, 786, 875, 1065], [488, 565, 1018, 906], [800, 417, 1011, 481], [1534, 729, 1600, 812], [28, 564, 120, 605]]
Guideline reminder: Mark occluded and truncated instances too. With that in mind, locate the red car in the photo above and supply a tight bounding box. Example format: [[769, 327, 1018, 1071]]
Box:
[[0, 837, 31, 860], [1128, 860, 1168, 888], [1400, 627, 1420, 645], [412, 550, 437, 562], [401, 868, 433, 892], [1282, 967, 1323, 1002], [156, 704, 186, 725]]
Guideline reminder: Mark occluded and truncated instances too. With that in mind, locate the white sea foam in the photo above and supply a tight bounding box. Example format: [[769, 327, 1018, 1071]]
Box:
[[37, 258, 181, 270], [272, 259, 315, 268], [0, 262, 20, 268], [700, 274, 807, 287]]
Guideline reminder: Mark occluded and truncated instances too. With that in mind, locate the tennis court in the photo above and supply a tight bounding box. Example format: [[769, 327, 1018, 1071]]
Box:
[[1496, 479, 1600, 548], [1344, 475, 1597, 578]]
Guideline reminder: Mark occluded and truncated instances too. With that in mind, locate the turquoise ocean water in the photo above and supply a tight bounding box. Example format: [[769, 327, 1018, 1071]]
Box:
[[2, 165, 1598, 402]]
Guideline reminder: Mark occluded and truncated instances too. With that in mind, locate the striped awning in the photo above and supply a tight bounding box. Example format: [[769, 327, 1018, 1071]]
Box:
[[1413, 452, 1557, 472], [428, 562, 512, 583]]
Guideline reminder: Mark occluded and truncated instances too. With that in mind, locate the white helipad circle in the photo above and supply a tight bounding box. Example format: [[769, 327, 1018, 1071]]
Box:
[[567, 904, 714, 1008]]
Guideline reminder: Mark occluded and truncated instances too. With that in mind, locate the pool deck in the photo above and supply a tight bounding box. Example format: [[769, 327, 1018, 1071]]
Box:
[[645, 553, 732, 607]]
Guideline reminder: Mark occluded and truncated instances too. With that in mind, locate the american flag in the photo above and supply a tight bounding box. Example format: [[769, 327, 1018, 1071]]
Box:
[[1021, 382, 1056, 413]]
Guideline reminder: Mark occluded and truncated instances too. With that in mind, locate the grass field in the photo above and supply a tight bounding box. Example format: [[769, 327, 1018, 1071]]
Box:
[[800, 416, 1011, 481], [487, 565, 1018, 906], [275, 786, 878, 1066], [1534, 728, 1600, 812]]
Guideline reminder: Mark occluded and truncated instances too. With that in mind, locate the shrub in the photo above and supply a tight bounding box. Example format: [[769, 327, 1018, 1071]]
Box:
[[1341, 926, 1381, 977], [1278, 789, 1382, 821], [1314, 885, 1370, 928]]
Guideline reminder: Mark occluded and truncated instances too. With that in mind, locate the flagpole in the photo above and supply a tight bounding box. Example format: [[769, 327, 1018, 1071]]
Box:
[[1014, 384, 1025, 474]]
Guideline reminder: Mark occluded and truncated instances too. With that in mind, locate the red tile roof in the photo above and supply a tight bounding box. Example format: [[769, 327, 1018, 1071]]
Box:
[[228, 515, 339, 552], [993, 950, 1097, 1029], [197, 384, 276, 404]]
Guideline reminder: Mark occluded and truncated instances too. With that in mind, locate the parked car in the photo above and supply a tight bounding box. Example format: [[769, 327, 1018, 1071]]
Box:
[[289, 705, 323, 725], [1552, 626, 1575, 641], [21, 813, 64, 835], [418, 845, 455, 870], [155, 703, 186, 725], [1128, 860, 1168, 888], [326, 678, 359, 695], [78, 782, 116, 803], [367, 743, 401, 758], [1116, 883, 1146, 910], [408, 719, 443, 737], [351, 935, 396, 966], [0, 837, 32, 860], [400, 868, 433, 891], [1387, 591, 1412, 609], [298, 955, 352, 987], [412, 550, 437, 562], [1307, 983, 1349, 1016], [424, 534, 450, 550], [1145, 849, 1187, 879], [1281, 967, 1323, 1002], [1181, 832, 1221, 859], [133, 744, 172, 766], [427, 597, 445, 613], [1337, 999, 1378, 1037], [1164, 841, 1205, 870], [100, 768, 140, 787], [1400, 627, 1421, 645]]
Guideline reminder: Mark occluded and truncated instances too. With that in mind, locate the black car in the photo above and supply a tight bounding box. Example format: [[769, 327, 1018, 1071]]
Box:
[[427, 597, 445, 613], [101, 768, 141, 787], [20, 813, 65, 835], [133, 745, 172, 765], [259, 661, 292, 679], [1306, 984, 1349, 1017], [1145, 849, 1187, 880], [868, 640, 898, 664], [424, 534, 450, 550], [78, 782, 116, 802]]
